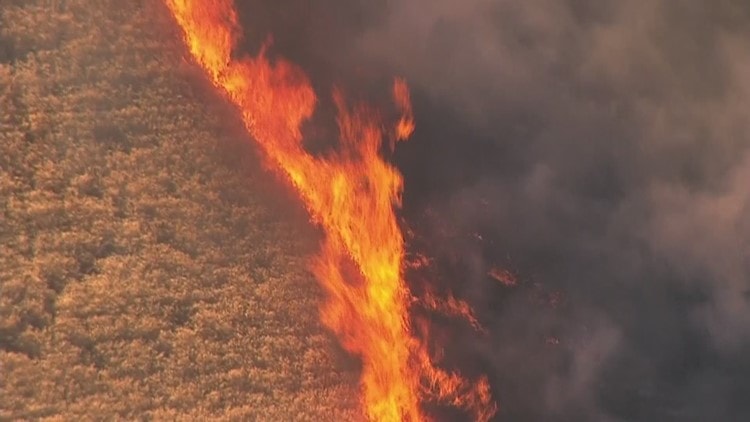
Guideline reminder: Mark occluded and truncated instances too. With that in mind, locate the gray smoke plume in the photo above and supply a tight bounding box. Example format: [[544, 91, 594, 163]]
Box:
[[235, 0, 750, 419]]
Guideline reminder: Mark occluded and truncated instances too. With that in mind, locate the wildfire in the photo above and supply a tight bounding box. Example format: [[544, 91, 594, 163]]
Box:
[[163, 0, 496, 420]]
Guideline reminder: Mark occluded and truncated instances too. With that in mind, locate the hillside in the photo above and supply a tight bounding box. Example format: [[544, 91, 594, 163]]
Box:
[[0, 0, 359, 419]]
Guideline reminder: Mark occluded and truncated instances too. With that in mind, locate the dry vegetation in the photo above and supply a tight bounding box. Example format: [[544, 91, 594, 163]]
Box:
[[0, 0, 360, 419]]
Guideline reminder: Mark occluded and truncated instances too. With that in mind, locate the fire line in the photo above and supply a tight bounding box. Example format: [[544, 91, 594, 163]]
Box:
[[163, 1, 496, 420]]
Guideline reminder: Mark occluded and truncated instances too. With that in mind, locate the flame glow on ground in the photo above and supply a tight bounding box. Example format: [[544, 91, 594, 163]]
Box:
[[164, 0, 496, 420]]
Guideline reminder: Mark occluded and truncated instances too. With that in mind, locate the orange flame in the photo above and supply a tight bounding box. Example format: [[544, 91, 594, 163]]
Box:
[[163, 1, 496, 420]]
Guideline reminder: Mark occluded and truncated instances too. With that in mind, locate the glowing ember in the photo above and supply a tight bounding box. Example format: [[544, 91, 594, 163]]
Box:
[[489, 267, 517, 287], [164, 0, 496, 420]]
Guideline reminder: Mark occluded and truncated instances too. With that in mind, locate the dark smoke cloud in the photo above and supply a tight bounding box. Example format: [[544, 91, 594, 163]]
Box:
[[235, 0, 750, 419]]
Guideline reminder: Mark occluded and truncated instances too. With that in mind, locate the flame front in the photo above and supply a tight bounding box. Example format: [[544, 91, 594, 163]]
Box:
[[164, 1, 496, 420]]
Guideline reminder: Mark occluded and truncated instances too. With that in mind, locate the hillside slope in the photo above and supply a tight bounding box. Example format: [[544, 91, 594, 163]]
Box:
[[0, 1, 359, 419]]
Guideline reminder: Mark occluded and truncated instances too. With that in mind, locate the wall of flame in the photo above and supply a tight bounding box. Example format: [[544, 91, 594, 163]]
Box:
[[163, 0, 496, 420]]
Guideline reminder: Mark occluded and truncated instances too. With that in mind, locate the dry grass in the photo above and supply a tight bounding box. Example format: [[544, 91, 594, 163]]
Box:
[[0, 1, 360, 419]]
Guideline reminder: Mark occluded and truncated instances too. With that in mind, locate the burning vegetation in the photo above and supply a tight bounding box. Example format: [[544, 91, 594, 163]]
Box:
[[164, 0, 495, 420], [6, 0, 747, 420]]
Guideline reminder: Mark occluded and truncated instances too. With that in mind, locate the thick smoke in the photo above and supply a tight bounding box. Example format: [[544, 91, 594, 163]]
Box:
[[235, 0, 750, 420]]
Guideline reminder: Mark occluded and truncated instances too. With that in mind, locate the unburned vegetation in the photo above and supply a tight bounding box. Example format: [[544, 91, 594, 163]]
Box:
[[0, 0, 360, 419]]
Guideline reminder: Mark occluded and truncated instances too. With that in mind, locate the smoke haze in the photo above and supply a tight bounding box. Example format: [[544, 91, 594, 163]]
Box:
[[234, 1, 750, 419]]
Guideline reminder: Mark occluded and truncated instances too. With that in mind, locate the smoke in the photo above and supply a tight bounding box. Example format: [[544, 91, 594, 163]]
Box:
[[234, 0, 750, 419]]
